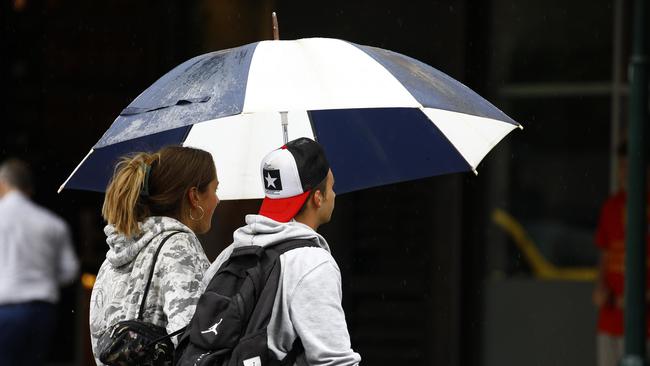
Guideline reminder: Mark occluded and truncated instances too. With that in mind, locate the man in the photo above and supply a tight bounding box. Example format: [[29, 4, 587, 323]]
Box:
[[592, 142, 650, 366], [0, 158, 80, 365], [203, 137, 361, 365]]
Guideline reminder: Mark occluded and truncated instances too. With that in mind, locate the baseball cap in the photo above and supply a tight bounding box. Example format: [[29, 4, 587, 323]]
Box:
[[259, 137, 330, 222]]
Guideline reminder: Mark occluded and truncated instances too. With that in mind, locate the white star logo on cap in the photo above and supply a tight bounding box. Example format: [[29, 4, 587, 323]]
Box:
[[265, 173, 278, 189]]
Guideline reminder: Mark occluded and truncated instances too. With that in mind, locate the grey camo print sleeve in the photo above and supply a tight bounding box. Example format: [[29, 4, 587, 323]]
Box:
[[156, 234, 210, 334]]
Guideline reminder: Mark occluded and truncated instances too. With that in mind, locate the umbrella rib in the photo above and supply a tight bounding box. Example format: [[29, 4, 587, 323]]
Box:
[[58, 149, 94, 193]]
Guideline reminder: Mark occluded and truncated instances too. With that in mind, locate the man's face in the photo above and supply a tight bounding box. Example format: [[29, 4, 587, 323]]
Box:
[[318, 169, 336, 225]]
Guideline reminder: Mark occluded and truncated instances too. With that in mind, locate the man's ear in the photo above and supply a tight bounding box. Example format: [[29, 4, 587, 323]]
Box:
[[312, 189, 323, 209]]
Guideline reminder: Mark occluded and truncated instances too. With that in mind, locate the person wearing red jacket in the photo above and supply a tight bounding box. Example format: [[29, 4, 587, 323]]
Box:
[[593, 142, 650, 366]]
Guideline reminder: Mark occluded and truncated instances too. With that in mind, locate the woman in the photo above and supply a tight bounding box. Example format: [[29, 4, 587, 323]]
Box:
[[89, 146, 218, 364]]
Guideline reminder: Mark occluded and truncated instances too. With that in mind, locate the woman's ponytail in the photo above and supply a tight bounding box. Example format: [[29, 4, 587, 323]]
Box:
[[102, 152, 159, 237]]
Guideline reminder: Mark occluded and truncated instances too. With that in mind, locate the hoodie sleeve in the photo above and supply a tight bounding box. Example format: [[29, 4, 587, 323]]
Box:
[[158, 234, 210, 338], [289, 260, 361, 366]]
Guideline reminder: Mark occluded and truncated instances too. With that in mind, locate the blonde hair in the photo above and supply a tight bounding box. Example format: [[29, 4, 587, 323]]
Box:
[[102, 146, 216, 237]]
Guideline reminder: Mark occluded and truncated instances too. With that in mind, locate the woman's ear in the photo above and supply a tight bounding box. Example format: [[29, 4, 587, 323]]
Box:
[[187, 187, 199, 207]]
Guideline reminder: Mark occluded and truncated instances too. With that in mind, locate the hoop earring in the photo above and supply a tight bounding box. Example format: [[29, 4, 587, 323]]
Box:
[[189, 205, 205, 221]]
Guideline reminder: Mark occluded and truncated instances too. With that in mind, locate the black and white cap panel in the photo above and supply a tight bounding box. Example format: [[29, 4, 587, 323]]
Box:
[[261, 148, 304, 198]]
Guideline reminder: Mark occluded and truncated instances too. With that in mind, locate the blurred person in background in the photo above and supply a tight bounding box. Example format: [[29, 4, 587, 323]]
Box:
[[89, 146, 219, 364], [593, 142, 650, 366], [0, 158, 80, 366]]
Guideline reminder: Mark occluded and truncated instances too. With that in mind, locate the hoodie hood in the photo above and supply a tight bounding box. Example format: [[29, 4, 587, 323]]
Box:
[[104, 216, 194, 268], [233, 214, 330, 252]]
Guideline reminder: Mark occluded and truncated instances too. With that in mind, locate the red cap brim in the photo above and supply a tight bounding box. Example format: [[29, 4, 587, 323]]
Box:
[[259, 191, 311, 222]]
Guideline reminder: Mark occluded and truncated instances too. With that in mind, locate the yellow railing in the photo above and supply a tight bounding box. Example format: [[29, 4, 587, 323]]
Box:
[[491, 208, 598, 281]]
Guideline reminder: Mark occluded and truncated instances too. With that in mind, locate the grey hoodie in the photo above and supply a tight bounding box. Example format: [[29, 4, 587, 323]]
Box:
[[89, 216, 210, 365], [203, 214, 361, 366]]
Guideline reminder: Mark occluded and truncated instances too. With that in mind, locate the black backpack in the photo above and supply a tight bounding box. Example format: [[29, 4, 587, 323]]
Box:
[[175, 239, 320, 366]]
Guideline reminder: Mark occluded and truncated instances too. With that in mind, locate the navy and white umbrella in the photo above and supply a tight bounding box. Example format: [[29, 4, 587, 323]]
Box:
[[60, 37, 521, 199]]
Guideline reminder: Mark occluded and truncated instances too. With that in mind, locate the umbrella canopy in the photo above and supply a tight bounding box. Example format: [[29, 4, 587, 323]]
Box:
[[60, 37, 521, 199]]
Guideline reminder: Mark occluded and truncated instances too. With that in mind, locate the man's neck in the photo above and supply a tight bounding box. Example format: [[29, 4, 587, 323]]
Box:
[[0, 186, 12, 199], [0, 186, 27, 200], [294, 214, 320, 231]]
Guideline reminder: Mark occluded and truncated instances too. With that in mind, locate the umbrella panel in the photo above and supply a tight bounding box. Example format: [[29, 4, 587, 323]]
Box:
[[356, 44, 516, 124], [310, 108, 472, 194], [63, 126, 190, 192]]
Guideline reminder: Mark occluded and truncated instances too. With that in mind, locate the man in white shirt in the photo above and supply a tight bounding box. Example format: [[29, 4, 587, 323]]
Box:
[[0, 158, 80, 366]]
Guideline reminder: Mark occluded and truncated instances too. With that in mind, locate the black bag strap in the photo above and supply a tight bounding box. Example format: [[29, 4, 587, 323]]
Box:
[[145, 326, 187, 349], [246, 239, 317, 363], [219, 239, 320, 276], [268, 240, 318, 363], [138, 231, 181, 320], [265, 239, 321, 256]]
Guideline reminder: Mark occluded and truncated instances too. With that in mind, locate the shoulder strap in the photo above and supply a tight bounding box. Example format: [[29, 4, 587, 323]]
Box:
[[266, 239, 321, 255], [270, 240, 317, 363], [137, 231, 181, 320], [237, 239, 316, 362], [220, 239, 320, 275]]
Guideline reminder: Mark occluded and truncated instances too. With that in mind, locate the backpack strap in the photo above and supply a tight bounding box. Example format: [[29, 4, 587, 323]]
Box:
[[145, 325, 187, 348], [266, 239, 321, 255], [219, 239, 320, 276], [264, 239, 319, 363], [137, 231, 181, 320]]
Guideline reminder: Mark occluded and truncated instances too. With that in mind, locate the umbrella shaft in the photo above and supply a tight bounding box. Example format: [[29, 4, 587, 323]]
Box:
[[281, 111, 289, 144]]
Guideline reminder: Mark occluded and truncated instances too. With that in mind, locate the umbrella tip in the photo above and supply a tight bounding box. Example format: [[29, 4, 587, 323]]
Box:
[[57, 185, 64, 194], [518, 124, 524, 130], [272, 12, 279, 40], [473, 168, 479, 176]]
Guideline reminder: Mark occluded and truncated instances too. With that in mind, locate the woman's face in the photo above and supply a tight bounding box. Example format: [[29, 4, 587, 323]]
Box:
[[192, 177, 220, 234]]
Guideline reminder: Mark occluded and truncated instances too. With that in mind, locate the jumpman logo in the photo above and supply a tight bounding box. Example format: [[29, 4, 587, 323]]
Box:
[[201, 318, 223, 336]]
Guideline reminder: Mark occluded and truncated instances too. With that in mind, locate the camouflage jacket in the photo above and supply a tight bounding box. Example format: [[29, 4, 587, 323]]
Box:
[[89, 216, 210, 365]]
